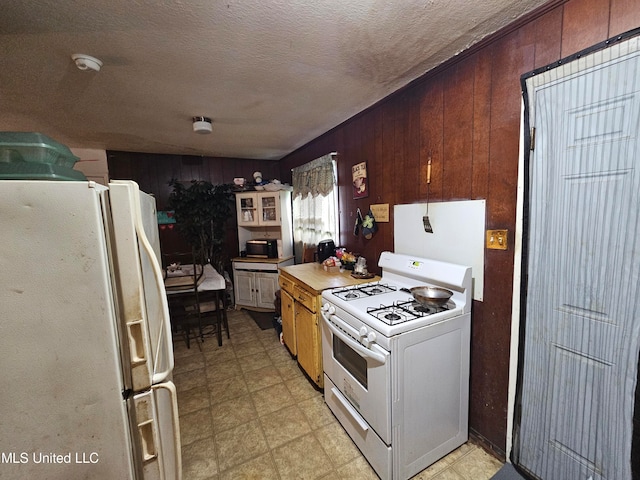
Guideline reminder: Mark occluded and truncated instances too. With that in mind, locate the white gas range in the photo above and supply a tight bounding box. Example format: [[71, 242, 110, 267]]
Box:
[[320, 251, 472, 480]]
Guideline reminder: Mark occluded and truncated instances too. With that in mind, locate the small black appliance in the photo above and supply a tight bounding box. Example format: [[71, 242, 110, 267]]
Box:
[[317, 239, 336, 263]]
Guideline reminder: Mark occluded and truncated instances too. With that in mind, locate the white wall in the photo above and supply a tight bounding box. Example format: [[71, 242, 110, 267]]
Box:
[[71, 148, 109, 185]]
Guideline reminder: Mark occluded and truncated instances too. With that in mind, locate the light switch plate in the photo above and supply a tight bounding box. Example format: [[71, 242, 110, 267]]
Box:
[[486, 229, 508, 250]]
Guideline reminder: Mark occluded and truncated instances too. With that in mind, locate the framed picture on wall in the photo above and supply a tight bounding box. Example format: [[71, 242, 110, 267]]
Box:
[[352, 161, 368, 199]]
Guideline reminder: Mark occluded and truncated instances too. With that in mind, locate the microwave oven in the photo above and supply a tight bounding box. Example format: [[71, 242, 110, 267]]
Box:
[[246, 239, 278, 258]]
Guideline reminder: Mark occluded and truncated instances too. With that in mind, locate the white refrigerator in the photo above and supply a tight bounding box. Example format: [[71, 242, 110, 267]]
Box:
[[0, 180, 181, 479]]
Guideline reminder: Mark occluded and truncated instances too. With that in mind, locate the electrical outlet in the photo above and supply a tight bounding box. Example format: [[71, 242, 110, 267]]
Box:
[[486, 229, 508, 250]]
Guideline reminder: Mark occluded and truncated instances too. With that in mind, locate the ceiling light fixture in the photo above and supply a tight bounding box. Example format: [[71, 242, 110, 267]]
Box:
[[71, 54, 103, 72], [192, 116, 213, 134]]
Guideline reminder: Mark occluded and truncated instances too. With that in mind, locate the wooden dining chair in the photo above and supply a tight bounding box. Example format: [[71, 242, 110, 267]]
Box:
[[197, 280, 230, 347], [164, 250, 205, 349], [302, 243, 316, 263]]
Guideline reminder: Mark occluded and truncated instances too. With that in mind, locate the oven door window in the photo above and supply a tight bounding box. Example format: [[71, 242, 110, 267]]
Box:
[[333, 335, 367, 388]]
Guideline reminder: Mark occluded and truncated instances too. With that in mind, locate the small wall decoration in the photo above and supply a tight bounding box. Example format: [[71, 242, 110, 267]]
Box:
[[370, 203, 390, 222], [352, 161, 368, 199], [157, 210, 176, 225]]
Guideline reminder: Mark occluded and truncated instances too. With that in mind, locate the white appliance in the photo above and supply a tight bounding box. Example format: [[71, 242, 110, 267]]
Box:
[[321, 251, 471, 480], [0, 180, 181, 479]]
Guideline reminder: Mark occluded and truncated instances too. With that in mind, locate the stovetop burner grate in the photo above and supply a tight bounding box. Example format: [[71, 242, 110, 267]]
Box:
[[367, 299, 454, 325], [331, 282, 397, 301]]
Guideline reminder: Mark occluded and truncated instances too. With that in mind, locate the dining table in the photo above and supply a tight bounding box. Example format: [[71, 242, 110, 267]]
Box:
[[164, 263, 229, 347]]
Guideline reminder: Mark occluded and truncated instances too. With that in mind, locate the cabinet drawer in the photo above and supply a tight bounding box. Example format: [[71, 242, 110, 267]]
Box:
[[294, 286, 316, 313], [279, 275, 295, 294]]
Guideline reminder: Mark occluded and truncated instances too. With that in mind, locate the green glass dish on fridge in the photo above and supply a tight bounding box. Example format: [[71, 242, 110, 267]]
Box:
[[0, 132, 86, 181]]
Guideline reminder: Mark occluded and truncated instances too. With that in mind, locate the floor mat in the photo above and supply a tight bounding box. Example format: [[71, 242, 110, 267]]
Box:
[[247, 310, 276, 330]]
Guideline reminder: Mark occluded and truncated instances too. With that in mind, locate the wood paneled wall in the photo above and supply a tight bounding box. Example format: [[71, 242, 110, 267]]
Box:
[[107, 152, 281, 259], [108, 151, 280, 210], [278, 0, 640, 456]]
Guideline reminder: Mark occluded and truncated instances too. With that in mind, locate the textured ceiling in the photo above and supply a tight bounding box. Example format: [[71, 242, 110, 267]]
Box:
[[0, 0, 549, 160]]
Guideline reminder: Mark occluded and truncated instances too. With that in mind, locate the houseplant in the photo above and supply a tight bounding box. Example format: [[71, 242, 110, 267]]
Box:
[[167, 179, 234, 272]]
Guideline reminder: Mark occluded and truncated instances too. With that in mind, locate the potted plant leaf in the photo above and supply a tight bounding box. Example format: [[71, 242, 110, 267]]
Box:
[[167, 179, 234, 273]]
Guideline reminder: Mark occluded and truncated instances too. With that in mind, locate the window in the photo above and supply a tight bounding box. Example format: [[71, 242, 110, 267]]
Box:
[[291, 154, 339, 263]]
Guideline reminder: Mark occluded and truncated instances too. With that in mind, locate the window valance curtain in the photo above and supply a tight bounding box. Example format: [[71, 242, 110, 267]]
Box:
[[292, 154, 335, 198], [291, 153, 339, 263]]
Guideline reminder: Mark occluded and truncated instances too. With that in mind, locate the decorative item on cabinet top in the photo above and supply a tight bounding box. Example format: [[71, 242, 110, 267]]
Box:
[[233, 175, 292, 192]]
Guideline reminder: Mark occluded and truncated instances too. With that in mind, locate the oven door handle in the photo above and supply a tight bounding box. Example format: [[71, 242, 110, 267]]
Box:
[[323, 315, 387, 364]]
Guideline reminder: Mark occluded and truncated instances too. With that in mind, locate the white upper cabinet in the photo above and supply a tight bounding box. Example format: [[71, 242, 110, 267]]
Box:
[[234, 190, 294, 259], [236, 191, 284, 227]]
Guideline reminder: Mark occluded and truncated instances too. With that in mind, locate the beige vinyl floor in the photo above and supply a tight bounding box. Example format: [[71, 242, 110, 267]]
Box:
[[173, 309, 503, 480]]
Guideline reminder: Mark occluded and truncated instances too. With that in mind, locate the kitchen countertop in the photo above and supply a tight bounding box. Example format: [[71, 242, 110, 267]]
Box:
[[279, 262, 380, 294], [233, 256, 294, 264]]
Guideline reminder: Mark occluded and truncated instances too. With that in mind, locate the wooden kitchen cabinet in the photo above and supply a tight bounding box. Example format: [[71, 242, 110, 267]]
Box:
[[295, 300, 321, 385], [280, 288, 295, 355], [279, 274, 296, 354], [278, 272, 323, 386], [278, 263, 380, 388]]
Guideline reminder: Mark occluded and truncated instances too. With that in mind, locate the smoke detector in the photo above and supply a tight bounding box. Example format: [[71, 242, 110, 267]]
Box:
[[71, 54, 103, 72], [192, 116, 213, 134]]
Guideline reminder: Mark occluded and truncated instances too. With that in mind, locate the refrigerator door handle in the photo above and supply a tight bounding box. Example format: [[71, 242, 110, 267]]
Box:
[[131, 189, 174, 381], [151, 382, 182, 480]]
